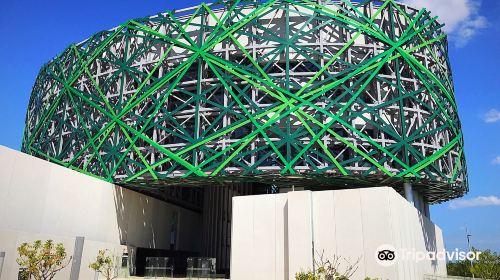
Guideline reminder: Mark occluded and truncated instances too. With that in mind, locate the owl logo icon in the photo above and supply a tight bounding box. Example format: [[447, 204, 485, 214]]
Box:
[[375, 244, 397, 267], [378, 249, 395, 261]]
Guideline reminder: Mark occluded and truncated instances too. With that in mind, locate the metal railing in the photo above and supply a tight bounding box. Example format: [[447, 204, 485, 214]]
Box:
[[144, 257, 173, 278], [186, 257, 216, 279]]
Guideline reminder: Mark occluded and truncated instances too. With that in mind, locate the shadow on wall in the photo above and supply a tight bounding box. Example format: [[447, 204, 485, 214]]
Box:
[[113, 186, 161, 249], [112, 185, 204, 276], [114, 185, 129, 246], [418, 209, 438, 271], [113, 185, 158, 276], [283, 200, 289, 278]]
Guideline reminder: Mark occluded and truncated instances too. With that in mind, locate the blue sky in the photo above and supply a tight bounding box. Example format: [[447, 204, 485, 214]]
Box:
[[0, 0, 499, 252]]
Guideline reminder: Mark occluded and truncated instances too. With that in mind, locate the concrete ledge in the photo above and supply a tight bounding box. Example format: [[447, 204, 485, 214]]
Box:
[[231, 188, 447, 280]]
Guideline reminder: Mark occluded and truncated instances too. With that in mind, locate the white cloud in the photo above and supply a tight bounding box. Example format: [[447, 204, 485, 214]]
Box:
[[492, 156, 500, 165], [402, 0, 487, 47], [453, 15, 488, 47], [449, 196, 500, 209], [484, 109, 500, 123]]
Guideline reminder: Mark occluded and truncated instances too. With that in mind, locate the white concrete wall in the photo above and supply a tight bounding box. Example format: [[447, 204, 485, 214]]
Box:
[[231, 188, 447, 280], [0, 146, 202, 279]]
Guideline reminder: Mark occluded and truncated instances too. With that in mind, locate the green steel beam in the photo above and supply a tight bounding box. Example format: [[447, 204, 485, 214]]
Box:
[[22, 0, 468, 203]]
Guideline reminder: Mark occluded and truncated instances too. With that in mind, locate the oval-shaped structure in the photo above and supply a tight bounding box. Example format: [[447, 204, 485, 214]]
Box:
[[22, 0, 467, 202]]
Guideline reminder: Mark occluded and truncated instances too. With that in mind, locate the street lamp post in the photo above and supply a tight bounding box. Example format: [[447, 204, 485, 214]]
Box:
[[466, 227, 475, 279]]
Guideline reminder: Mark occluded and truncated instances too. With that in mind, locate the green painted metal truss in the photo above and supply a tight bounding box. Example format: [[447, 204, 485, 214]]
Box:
[[22, 0, 468, 203]]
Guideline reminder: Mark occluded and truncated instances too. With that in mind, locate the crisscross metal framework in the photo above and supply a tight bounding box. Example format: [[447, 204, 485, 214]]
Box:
[[22, 0, 468, 203]]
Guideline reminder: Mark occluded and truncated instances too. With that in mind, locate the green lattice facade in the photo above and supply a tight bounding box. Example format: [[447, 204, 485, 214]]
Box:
[[22, 0, 467, 203]]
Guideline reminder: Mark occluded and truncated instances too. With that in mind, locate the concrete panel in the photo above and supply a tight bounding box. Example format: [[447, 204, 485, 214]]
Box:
[[42, 165, 120, 243], [312, 191, 336, 260], [287, 191, 314, 278], [387, 187, 406, 280], [0, 231, 126, 280], [0, 230, 20, 280], [78, 238, 126, 279], [0, 230, 75, 279], [389, 188, 412, 279], [252, 194, 276, 280], [387, 188, 448, 280], [333, 189, 365, 278], [1, 150, 52, 233], [360, 187, 397, 280], [0, 146, 16, 225], [406, 195, 422, 280], [434, 225, 447, 275], [274, 194, 288, 280], [230, 196, 254, 280], [0, 146, 203, 279], [231, 187, 448, 280]]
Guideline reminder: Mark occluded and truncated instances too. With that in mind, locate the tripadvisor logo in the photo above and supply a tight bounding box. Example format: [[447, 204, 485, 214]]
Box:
[[375, 244, 397, 267], [375, 244, 482, 267]]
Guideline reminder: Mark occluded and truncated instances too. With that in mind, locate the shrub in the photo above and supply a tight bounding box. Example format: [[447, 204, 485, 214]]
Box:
[[16, 240, 71, 280], [89, 249, 118, 280]]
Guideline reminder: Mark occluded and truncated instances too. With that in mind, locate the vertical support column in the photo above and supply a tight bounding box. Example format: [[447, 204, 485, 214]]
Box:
[[0, 251, 5, 279], [413, 189, 422, 211], [404, 181, 414, 206], [69, 236, 85, 280], [424, 200, 431, 218]]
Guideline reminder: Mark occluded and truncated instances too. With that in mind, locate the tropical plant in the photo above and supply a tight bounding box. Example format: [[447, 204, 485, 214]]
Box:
[[470, 249, 500, 280], [295, 250, 360, 280], [447, 259, 473, 277], [295, 270, 319, 280], [16, 240, 71, 280], [89, 249, 118, 280]]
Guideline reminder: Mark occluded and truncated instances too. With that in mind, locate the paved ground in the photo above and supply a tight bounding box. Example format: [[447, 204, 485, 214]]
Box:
[[115, 278, 229, 280]]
